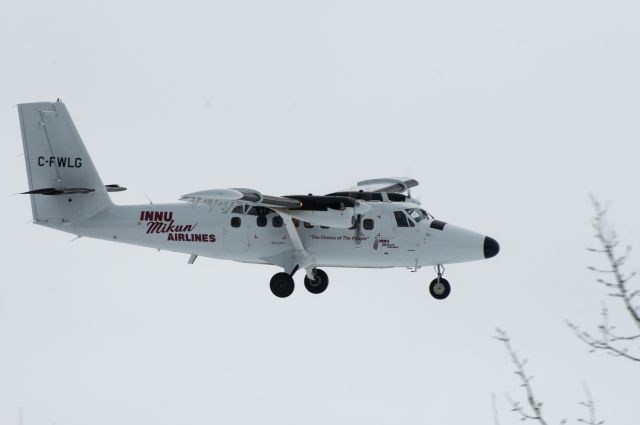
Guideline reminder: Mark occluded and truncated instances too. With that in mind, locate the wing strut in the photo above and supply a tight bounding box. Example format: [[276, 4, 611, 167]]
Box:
[[275, 210, 317, 278]]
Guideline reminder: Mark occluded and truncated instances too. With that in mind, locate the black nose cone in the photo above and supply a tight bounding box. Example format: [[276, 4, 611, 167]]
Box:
[[483, 236, 500, 259]]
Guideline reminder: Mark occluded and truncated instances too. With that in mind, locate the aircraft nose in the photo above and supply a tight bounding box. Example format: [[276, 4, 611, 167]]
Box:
[[483, 236, 500, 259]]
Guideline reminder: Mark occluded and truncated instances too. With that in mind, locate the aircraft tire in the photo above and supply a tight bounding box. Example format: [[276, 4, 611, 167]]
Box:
[[429, 277, 451, 300], [304, 268, 329, 294], [270, 272, 295, 298]]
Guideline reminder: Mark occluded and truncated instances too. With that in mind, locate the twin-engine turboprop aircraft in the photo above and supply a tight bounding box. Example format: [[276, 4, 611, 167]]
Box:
[[18, 100, 499, 298]]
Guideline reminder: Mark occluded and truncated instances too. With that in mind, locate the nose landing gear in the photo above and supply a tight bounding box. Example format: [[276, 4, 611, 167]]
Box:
[[429, 265, 451, 300]]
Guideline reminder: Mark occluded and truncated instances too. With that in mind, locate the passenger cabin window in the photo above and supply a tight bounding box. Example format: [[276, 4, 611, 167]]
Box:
[[363, 218, 374, 230], [256, 215, 267, 227], [231, 206, 245, 214], [272, 216, 283, 228], [293, 218, 300, 228], [231, 217, 242, 228], [303, 221, 314, 229]]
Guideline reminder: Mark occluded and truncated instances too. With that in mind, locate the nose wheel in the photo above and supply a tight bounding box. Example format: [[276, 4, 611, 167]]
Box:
[[429, 265, 451, 300]]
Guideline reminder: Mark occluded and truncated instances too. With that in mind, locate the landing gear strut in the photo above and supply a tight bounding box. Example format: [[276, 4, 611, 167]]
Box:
[[270, 272, 295, 298], [304, 268, 329, 294], [429, 264, 451, 300]]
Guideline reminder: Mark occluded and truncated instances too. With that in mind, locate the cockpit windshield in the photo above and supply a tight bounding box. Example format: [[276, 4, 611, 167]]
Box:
[[405, 208, 429, 223]]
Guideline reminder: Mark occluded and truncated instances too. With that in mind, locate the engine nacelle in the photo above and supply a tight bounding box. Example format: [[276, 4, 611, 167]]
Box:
[[283, 195, 371, 228]]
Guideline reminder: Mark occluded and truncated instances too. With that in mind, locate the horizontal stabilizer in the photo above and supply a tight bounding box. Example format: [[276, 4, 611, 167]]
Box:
[[105, 184, 127, 192], [22, 187, 95, 195]]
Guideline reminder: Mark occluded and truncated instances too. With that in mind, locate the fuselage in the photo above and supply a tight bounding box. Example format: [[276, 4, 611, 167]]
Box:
[[41, 199, 494, 269]]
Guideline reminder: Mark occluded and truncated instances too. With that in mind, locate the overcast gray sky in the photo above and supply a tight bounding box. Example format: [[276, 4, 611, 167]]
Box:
[[1, 1, 639, 424]]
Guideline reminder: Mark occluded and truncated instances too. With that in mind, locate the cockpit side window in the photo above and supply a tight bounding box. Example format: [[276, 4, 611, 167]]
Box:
[[406, 208, 427, 223], [394, 211, 409, 227]]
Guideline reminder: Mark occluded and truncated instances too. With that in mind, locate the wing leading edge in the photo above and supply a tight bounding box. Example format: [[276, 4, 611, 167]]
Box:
[[180, 188, 302, 209]]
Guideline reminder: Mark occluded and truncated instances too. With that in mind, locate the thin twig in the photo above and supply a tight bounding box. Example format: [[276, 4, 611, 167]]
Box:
[[491, 393, 501, 425], [577, 382, 604, 425], [495, 329, 551, 425]]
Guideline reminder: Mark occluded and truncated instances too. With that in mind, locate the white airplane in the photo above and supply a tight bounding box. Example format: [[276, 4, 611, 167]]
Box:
[[17, 100, 499, 299]]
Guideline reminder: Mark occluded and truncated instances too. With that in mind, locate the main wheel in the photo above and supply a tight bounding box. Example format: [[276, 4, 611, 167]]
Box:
[[270, 272, 295, 298], [304, 268, 329, 294], [429, 277, 451, 300]]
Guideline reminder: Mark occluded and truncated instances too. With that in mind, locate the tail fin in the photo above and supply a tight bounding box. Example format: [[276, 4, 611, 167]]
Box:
[[19, 100, 112, 225]]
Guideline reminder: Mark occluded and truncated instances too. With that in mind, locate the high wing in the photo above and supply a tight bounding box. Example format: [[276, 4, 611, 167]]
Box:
[[180, 188, 302, 209], [179, 188, 370, 228], [341, 177, 419, 194]]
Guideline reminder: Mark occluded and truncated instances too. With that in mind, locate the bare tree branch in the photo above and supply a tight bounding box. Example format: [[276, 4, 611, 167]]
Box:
[[577, 382, 604, 425], [567, 305, 640, 362], [495, 329, 560, 425], [496, 330, 607, 425], [568, 196, 640, 362]]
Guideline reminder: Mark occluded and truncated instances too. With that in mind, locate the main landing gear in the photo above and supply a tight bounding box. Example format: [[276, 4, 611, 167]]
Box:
[[270, 272, 295, 298], [429, 264, 451, 300], [270, 268, 329, 298], [304, 269, 329, 294]]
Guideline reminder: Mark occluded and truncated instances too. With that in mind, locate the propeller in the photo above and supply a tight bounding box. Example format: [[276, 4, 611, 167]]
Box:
[[353, 213, 363, 247]]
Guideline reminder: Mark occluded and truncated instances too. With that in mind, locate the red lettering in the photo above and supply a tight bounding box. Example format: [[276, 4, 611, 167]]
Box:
[[165, 220, 176, 232], [144, 211, 154, 221], [175, 224, 197, 232], [178, 234, 185, 241], [209, 234, 216, 242], [146, 222, 163, 234], [167, 233, 174, 241]]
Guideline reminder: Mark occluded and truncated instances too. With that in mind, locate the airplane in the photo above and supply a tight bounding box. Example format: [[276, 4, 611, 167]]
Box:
[[17, 100, 499, 299]]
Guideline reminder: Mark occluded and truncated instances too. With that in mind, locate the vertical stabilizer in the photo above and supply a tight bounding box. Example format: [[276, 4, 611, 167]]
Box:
[[19, 100, 112, 225]]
